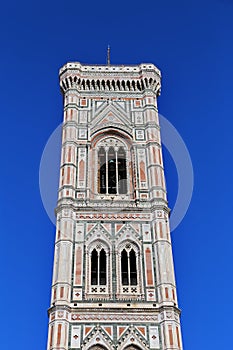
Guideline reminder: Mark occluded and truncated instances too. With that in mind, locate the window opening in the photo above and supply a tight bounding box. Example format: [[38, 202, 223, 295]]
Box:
[[91, 248, 107, 286], [98, 143, 127, 195], [121, 248, 137, 286], [99, 249, 106, 285], [98, 147, 106, 194], [118, 147, 127, 194], [108, 147, 116, 194], [121, 249, 129, 285], [91, 249, 98, 285], [129, 249, 137, 285]]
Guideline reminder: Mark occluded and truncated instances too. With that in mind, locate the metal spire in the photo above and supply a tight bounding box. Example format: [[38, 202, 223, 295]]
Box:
[[107, 45, 111, 65]]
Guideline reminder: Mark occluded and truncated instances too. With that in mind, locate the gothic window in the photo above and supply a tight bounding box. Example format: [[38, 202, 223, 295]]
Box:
[[98, 147, 106, 194], [91, 248, 106, 285], [108, 146, 117, 194], [86, 241, 111, 297], [121, 249, 129, 285], [118, 147, 127, 194], [121, 247, 137, 286], [99, 248, 107, 285], [116, 240, 143, 298], [98, 142, 127, 195], [129, 249, 137, 285], [91, 249, 98, 285]]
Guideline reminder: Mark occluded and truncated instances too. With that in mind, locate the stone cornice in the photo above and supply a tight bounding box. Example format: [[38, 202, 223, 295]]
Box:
[[59, 62, 161, 96], [59, 62, 161, 77]]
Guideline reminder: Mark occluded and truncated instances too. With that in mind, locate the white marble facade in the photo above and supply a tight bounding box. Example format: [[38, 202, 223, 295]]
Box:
[[46, 62, 183, 350]]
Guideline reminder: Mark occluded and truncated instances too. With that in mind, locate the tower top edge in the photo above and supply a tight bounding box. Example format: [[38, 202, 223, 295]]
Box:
[[59, 61, 161, 77]]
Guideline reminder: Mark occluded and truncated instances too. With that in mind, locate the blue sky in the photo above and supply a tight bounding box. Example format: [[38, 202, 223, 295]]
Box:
[[1, 0, 233, 349]]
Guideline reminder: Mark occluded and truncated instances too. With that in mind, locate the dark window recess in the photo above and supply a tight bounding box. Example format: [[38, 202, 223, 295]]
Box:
[[99, 147, 106, 194], [91, 249, 98, 285], [99, 249, 106, 285], [91, 248, 107, 286], [121, 249, 129, 285], [121, 248, 138, 287], [129, 250, 137, 285], [108, 147, 116, 194], [98, 145, 127, 194], [118, 147, 127, 194]]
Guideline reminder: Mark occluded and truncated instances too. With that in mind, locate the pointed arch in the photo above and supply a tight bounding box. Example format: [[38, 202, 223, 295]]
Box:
[[99, 248, 106, 285], [116, 238, 144, 299], [98, 146, 106, 194], [118, 146, 127, 194], [129, 249, 137, 285], [97, 139, 128, 195], [120, 246, 137, 286], [121, 249, 129, 285], [90, 247, 107, 286], [91, 248, 98, 285], [86, 237, 111, 297]]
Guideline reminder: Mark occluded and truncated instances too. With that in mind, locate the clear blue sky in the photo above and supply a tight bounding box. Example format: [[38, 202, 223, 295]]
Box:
[[1, 1, 233, 349]]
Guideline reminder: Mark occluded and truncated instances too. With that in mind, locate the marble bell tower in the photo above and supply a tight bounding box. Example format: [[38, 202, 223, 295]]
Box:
[[46, 59, 183, 350]]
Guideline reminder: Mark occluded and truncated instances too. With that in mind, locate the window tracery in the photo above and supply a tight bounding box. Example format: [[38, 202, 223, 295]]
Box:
[[97, 138, 128, 195], [86, 240, 111, 298], [91, 248, 106, 285], [121, 248, 137, 286], [116, 241, 143, 299]]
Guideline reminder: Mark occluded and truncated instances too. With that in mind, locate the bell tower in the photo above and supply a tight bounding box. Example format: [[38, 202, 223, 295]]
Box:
[[47, 61, 183, 350]]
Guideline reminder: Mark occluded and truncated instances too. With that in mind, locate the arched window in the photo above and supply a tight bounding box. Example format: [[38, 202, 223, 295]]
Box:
[[108, 146, 116, 194], [121, 249, 129, 285], [98, 143, 127, 195], [129, 249, 137, 285], [98, 147, 106, 194], [91, 248, 106, 285], [118, 146, 127, 194], [91, 248, 98, 285], [121, 248, 137, 286], [99, 249, 106, 285]]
